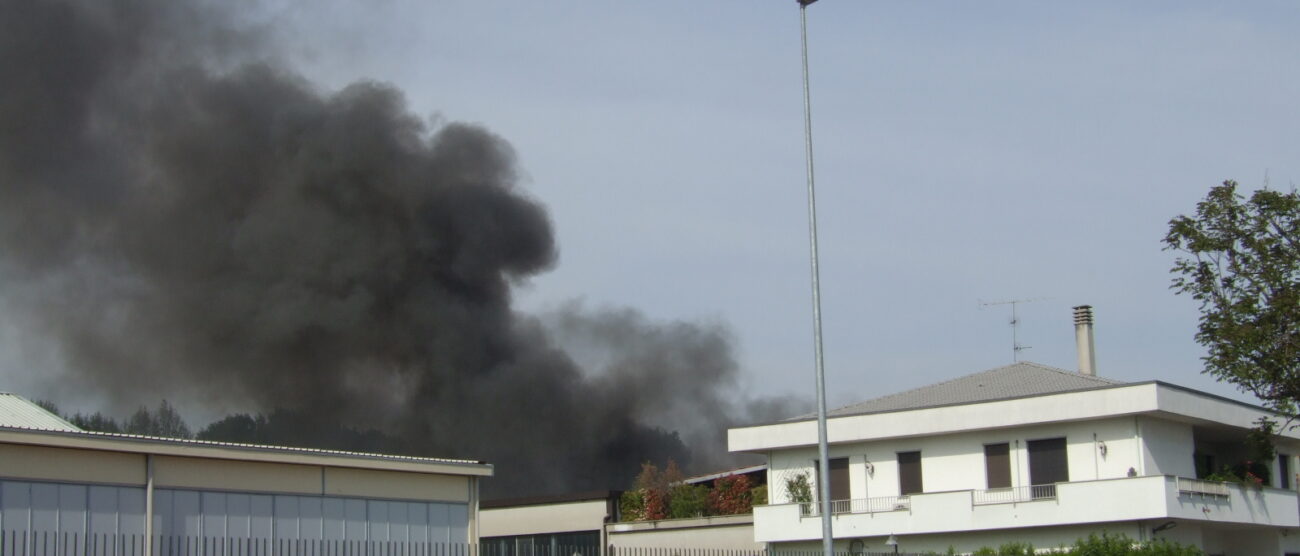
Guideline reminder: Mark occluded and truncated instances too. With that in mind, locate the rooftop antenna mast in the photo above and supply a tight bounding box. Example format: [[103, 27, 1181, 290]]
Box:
[[979, 298, 1045, 362]]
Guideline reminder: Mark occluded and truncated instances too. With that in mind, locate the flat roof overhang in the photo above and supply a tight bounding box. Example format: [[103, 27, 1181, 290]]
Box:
[[728, 382, 1292, 454]]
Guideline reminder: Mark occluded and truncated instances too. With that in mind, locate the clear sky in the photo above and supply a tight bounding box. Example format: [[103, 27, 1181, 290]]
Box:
[[262, 0, 1299, 409], [6, 1, 1297, 415]]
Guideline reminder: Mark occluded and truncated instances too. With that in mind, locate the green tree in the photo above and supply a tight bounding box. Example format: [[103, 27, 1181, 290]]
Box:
[[1165, 180, 1300, 423]]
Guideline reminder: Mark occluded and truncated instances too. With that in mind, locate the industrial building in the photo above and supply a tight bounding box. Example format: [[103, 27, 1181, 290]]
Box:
[[0, 393, 492, 553]]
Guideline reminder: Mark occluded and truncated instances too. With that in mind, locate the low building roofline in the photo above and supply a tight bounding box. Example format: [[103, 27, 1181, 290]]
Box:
[[0, 425, 493, 476]]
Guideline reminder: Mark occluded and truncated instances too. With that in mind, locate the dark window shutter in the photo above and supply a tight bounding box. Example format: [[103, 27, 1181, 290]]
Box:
[[898, 451, 923, 495], [1027, 437, 1069, 485], [828, 458, 850, 501], [984, 443, 1011, 489]]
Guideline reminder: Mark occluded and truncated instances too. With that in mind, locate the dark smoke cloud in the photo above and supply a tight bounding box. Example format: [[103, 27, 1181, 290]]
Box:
[[0, 0, 801, 497]]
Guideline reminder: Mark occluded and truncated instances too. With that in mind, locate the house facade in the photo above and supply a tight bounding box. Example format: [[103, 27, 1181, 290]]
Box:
[[729, 362, 1300, 555]]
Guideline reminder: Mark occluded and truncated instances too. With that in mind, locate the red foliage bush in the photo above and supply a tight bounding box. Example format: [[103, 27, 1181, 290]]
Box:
[[707, 475, 754, 515], [643, 488, 669, 520]]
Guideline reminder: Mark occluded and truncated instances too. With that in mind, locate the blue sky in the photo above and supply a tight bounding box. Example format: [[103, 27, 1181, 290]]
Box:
[[267, 0, 1299, 409]]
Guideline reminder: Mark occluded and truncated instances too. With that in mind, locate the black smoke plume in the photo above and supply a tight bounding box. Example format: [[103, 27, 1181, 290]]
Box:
[[0, 0, 798, 497]]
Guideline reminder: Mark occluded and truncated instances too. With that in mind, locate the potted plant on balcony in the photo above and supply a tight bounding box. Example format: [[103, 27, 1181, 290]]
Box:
[[785, 472, 814, 514]]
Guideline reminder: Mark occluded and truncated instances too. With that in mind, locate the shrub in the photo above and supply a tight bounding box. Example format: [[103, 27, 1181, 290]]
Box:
[[618, 490, 645, 521], [669, 484, 708, 518], [750, 484, 768, 506], [643, 488, 669, 520], [785, 472, 813, 504], [1070, 533, 1203, 555], [995, 542, 1035, 555], [963, 534, 1201, 555], [708, 475, 755, 515]]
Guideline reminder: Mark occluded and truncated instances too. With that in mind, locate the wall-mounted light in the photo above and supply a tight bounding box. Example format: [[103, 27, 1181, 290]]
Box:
[[1098, 441, 1108, 457], [864, 461, 875, 476]]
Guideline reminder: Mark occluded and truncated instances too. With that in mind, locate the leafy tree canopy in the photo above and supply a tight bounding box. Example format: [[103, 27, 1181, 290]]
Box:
[[1165, 180, 1300, 420]]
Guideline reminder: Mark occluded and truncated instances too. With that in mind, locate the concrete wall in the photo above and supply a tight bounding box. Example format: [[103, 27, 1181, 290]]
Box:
[[767, 416, 1149, 503], [771, 522, 1146, 554], [607, 515, 762, 550], [480, 499, 610, 537], [0, 443, 145, 485], [0, 442, 472, 503], [1138, 417, 1195, 478], [1202, 528, 1282, 556]]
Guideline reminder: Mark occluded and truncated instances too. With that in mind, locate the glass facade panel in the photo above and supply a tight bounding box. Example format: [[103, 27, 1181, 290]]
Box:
[[0, 479, 468, 545], [299, 495, 323, 539]]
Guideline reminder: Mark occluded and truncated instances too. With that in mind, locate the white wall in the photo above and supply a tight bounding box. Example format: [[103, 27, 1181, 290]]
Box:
[[766, 417, 1152, 503], [1138, 417, 1195, 478], [770, 522, 1146, 554]]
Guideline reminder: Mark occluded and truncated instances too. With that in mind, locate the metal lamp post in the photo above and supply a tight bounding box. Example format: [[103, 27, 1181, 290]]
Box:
[[795, 2, 834, 556]]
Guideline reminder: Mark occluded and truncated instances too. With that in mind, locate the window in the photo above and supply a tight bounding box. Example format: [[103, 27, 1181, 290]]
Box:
[[1280, 454, 1292, 490], [1194, 451, 1216, 479], [898, 451, 923, 495], [1027, 437, 1069, 485], [984, 443, 1011, 489], [828, 458, 850, 501], [813, 457, 851, 502]]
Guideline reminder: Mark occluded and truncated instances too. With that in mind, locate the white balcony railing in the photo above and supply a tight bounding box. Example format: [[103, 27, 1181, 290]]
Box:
[[971, 484, 1057, 505], [799, 495, 911, 516], [756, 476, 1300, 543], [1175, 477, 1231, 497]]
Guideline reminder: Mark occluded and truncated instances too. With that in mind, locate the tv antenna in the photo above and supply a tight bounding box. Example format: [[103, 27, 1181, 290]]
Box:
[[979, 298, 1047, 362]]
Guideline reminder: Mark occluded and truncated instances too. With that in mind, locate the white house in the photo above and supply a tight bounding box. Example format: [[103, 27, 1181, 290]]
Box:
[[728, 308, 1300, 555]]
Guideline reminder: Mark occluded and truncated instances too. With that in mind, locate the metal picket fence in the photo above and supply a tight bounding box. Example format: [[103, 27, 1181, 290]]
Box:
[[0, 534, 930, 556], [0, 531, 483, 556]]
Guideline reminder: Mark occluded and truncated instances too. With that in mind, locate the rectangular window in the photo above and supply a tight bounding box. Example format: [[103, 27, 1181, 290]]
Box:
[[1280, 454, 1292, 489], [828, 458, 850, 501], [984, 443, 1011, 489], [813, 457, 852, 509], [898, 451, 923, 495], [1027, 437, 1069, 485]]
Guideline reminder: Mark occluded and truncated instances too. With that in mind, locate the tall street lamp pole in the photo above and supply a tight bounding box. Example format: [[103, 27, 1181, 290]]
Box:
[[796, 2, 834, 556]]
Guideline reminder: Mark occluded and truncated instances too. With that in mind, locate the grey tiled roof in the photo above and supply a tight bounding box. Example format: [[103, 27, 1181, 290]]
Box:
[[802, 361, 1125, 420]]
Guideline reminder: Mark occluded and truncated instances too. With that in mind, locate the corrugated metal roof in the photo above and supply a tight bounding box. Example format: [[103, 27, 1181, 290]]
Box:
[[793, 361, 1125, 421], [683, 464, 766, 485], [0, 424, 488, 468], [0, 393, 82, 432]]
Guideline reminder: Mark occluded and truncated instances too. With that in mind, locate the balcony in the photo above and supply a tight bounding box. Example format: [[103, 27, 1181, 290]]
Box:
[[800, 496, 911, 517], [752, 475, 1300, 543], [971, 485, 1057, 505]]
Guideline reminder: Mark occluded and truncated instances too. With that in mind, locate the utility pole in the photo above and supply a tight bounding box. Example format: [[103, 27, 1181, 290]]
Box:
[[796, 2, 834, 556]]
